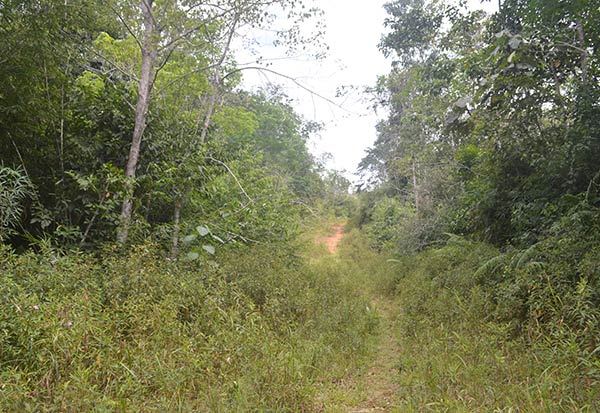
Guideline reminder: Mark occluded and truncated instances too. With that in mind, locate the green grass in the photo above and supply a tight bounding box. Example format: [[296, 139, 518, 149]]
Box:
[[2, 222, 598, 411], [314, 228, 600, 411], [388, 237, 600, 412], [0, 236, 378, 412]]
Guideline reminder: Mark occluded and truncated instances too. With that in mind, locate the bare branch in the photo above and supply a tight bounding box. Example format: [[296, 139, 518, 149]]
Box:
[[206, 156, 254, 203], [205, 221, 262, 244], [555, 41, 589, 55], [153, 61, 222, 95], [153, 43, 178, 84], [158, 8, 231, 53], [223, 66, 361, 114], [83, 46, 140, 82], [110, 5, 143, 51]]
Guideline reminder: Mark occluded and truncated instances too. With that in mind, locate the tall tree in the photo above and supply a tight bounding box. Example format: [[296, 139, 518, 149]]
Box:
[[117, 0, 157, 243], [113, 0, 324, 244]]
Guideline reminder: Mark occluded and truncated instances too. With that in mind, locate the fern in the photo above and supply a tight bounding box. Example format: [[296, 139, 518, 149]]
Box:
[[510, 244, 540, 271], [474, 253, 510, 281], [443, 232, 472, 250]]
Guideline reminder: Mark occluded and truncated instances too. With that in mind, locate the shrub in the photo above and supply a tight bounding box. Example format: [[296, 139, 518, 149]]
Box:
[[0, 166, 36, 240], [388, 205, 600, 407]]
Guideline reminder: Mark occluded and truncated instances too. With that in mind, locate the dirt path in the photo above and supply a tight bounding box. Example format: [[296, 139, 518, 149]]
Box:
[[347, 298, 400, 413], [322, 223, 346, 254], [317, 223, 401, 412]]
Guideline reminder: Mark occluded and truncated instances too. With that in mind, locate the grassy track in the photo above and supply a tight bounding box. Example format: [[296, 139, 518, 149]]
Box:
[[311, 223, 402, 412], [313, 224, 599, 412], [2, 222, 596, 411]]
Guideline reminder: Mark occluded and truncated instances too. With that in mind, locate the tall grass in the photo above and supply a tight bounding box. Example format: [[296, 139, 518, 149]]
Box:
[[387, 233, 600, 411], [0, 238, 377, 412]]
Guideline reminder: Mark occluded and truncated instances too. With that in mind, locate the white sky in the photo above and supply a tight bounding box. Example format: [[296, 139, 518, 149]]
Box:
[[235, 0, 497, 183]]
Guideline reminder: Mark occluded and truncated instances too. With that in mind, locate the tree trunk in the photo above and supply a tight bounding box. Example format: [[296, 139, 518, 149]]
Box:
[[575, 19, 589, 85], [117, 0, 157, 244], [411, 156, 420, 214], [170, 15, 239, 250], [170, 198, 183, 258], [199, 14, 239, 143], [199, 74, 219, 143]]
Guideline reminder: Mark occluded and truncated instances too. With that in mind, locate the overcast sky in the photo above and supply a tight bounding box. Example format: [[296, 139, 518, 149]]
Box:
[[235, 0, 497, 183]]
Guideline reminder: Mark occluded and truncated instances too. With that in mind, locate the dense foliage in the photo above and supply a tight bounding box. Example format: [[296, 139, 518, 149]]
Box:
[[3, 0, 600, 409], [361, 0, 600, 245], [0, 0, 327, 252], [356, 0, 600, 402], [0, 238, 377, 410]]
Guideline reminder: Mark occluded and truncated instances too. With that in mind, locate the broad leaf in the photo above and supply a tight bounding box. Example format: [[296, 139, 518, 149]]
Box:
[[183, 234, 198, 243], [196, 225, 210, 236], [202, 245, 215, 255], [185, 252, 200, 261]]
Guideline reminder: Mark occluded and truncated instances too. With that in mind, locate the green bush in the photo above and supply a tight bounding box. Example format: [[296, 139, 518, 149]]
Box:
[[0, 166, 36, 241], [363, 197, 414, 252]]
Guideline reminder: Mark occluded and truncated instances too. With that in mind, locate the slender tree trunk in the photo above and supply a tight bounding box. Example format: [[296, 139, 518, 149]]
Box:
[[575, 19, 589, 85], [170, 198, 183, 258], [117, 0, 157, 244], [199, 74, 219, 143], [411, 156, 420, 214], [550, 60, 562, 100], [169, 15, 240, 251], [79, 183, 110, 247], [199, 14, 239, 143]]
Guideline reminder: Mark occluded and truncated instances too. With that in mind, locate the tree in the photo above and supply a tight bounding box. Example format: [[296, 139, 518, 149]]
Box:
[[0, 0, 119, 244], [112, 0, 325, 244], [0, 0, 326, 251], [362, 0, 600, 247]]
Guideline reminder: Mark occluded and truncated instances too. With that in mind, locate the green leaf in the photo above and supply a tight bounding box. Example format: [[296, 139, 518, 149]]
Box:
[[183, 234, 197, 243], [196, 225, 210, 236], [202, 245, 215, 255], [211, 234, 225, 244], [508, 35, 522, 50], [185, 252, 200, 261]]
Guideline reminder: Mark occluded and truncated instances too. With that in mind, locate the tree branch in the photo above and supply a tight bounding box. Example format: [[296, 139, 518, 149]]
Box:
[[223, 66, 360, 114], [110, 5, 143, 51], [206, 156, 253, 203], [153, 61, 222, 95]]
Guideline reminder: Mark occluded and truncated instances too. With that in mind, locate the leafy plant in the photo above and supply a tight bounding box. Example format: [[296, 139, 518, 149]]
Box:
[[182, 224, 223, 260], [0, 166, 35, 240]]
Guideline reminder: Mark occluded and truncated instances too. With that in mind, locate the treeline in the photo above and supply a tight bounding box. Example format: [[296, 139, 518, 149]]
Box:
[[0, 0, 339, 254], [356, 0, 600, 403]]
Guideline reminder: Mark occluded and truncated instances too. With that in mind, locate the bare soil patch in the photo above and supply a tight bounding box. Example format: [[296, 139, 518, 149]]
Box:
[[322, 223, 345, 254]]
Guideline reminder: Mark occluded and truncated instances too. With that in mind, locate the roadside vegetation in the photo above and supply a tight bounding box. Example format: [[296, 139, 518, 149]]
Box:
[[0, 224, 380, 411], [350, 0, 600, 409], [2, 0, 599, 411]]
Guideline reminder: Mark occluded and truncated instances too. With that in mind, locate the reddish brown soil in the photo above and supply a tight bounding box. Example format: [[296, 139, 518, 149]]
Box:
[[323, 224, 345, 253]]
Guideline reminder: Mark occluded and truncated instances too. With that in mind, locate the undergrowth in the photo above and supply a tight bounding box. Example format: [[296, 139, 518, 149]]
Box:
[[386, 223, 600, 411], [0, 236, 377, 412]]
